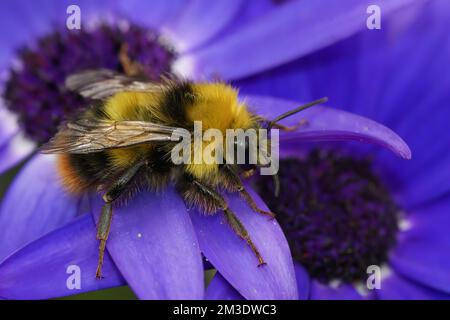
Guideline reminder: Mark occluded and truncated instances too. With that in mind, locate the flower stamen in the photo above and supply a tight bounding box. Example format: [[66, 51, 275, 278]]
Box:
[[255, 149, 400, 284]]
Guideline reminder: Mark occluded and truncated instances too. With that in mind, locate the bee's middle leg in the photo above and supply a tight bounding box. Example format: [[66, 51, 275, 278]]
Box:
[[96, 160, 145, 279]]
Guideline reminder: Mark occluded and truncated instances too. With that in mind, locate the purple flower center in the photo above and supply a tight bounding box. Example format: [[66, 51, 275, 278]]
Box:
[[3, 23, 176, 144], [255, 150, 399, 284]]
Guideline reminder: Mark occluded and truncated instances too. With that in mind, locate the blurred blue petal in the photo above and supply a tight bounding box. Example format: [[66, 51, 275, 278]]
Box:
[[294, 264, 310, 300], [90, 187, 204, 299], [205, 263, 311, 300], [310, 281, 364, 300], [236, 0, 449, 208], [0, 0, 122, 71], [206, 272, 244, 300], [190, 187, 298, 300], [377, 272, 450, 300], [180, 0, 419, 80], [390, 197, 450, 293], [116, 0, 187, 29], [0, 154, 77, 261], [164, 0, 243, 53], [0, 105, 18, 147], [0, 105, 35, 174], [246, 95, 411, 159], [210, 0, 291, 40], [0, 133, 35, 174], [0, 214, 124, 299]]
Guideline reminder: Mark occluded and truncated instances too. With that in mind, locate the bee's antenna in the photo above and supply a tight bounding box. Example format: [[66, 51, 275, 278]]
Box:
[[267, 97, 328, 131]]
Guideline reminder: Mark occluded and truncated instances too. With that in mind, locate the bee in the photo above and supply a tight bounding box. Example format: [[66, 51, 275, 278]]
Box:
[[41, 69, 326, 278]]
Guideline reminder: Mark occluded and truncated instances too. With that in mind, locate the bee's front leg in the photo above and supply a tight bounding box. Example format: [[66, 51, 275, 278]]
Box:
[[95, 159, 145, 279]]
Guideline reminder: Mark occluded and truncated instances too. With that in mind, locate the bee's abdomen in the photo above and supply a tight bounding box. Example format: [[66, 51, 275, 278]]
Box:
[[57, 152, 111, 194]]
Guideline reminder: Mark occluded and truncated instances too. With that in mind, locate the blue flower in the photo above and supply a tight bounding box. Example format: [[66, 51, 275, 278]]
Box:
[[207, 0, 450, 300], [0, 0, 415, 299]]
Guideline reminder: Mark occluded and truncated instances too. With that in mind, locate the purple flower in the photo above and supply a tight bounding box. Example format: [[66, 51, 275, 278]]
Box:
[[0, 0, 415, 299], [207, 0, 450, 300]]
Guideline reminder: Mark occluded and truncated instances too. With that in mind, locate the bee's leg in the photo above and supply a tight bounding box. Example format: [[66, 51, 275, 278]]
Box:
[[119, 43, 142, 76], [222, 165, 275, 219], [239, 186, 276, 219], [96, 160, 145, 279], [222, 206, 266, 266], [241, 168, 256, 179], [96, 201, 112, 279], [177, 177, 266, 266]]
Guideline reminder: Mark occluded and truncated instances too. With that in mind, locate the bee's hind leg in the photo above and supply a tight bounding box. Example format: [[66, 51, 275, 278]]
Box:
[[222, 165, 275, 219], [95, 160, 145, 279], [177, 176, 266, 266]]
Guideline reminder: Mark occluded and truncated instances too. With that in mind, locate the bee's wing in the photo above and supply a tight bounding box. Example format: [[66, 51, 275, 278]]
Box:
[[41, 119, 185, 154], [65, 69, 178, 100]]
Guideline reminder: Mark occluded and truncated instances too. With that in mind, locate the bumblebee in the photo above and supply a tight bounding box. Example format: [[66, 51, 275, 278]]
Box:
[[41, 69, 326, 278]]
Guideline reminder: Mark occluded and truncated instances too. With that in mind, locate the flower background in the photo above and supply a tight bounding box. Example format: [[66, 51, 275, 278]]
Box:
[[0, 0, 449, 300]]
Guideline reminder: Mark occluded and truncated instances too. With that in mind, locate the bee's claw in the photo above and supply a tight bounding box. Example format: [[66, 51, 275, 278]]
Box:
[[257, 209, 276, 219], [257, 260, 267, 267], [95, 268, 103, 279]]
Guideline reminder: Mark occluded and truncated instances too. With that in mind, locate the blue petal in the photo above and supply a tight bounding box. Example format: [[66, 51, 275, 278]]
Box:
[[190, 187, 298, 300], [206, 0, 289, 41], [310, 281, 364, 300], [0, 133, 35, 174], [0, 214, 125, 299], [295, 263, 310, 300], [0, 106, 35, 174], [0, 0, 122, 71], [0, 154, 78, 262], [389, 196, 450, 293], [116, 0, 187, 29], [377, 271, 450, 300], [179, 0, 419, 80], [164, 0, 243, 53], [0, 0, 52, 70], [90, 187, 204, 299], [377, 13, 450, 205], [206, 272, 244, 300], [236, 0, 450, 207], [245, 95, 411, 159], [205, 264, 311, 300], [0, 106, 18, 148]]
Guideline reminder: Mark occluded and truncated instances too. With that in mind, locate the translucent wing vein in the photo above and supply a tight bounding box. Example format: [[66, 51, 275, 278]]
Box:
[[41, 119, 181, 154]]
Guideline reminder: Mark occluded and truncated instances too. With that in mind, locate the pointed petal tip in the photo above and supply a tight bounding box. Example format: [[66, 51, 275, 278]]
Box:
[[246, 95, 413, 161], [400, 143, 412, 160], [191, 188, 298, 300], [0, 215, 125, 300], [385, 129, 412, 160]]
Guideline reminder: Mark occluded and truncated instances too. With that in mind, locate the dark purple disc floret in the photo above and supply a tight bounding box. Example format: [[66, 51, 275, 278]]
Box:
[[3, 23, 176, 144], [256, 150, 399, 284]]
